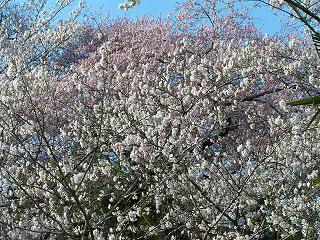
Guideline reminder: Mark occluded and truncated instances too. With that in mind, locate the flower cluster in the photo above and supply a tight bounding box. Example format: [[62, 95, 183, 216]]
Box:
[[0, 1, 318, 240]]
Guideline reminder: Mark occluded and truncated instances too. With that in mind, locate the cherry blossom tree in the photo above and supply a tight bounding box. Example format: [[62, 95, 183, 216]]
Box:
[[0, 1, 319, 240], [0, 0, 86, 238]]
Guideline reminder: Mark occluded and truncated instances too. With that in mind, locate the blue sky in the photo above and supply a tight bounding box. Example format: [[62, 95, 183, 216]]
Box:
[[82, 0, 298, 35], [49, 0, 301, 35]]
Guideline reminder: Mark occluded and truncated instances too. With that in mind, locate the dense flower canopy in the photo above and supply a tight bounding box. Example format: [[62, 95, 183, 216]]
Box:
[[0, 0, 318, 240]]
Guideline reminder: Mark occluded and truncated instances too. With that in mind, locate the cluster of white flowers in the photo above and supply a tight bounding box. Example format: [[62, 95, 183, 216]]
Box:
[[0, 0, 318, 239], [119, 0, 140, 10]]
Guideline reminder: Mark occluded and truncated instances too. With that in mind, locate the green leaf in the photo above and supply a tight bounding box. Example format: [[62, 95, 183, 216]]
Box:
[[311, 173, 320, 189], [138, 215, 154, 227], [286, 231, 304, 240], [287, 95, 320, 106]]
